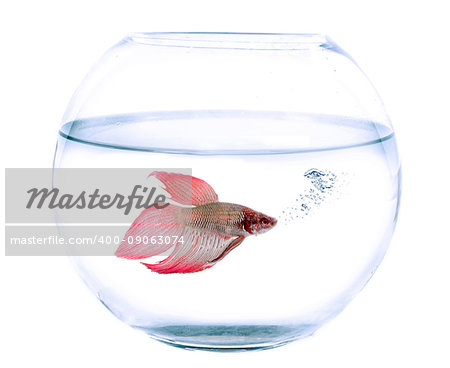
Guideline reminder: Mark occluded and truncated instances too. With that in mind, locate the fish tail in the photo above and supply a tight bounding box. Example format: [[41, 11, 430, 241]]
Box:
[[115, 203, 183, 259]]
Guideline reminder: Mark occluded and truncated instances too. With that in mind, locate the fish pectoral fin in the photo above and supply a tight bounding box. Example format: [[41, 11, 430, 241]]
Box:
[[150, 171, 218, 206], [209, 235, 245, 265]]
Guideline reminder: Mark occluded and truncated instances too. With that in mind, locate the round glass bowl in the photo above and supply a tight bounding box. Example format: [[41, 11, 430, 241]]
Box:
[[54, 33, 401, 351]]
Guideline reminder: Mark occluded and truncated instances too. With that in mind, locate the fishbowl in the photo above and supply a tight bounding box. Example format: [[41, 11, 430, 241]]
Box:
[[54, 33, 401, 351]]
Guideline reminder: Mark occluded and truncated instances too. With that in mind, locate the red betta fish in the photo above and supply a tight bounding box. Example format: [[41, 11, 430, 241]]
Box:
[[115, 171, 277, 274]]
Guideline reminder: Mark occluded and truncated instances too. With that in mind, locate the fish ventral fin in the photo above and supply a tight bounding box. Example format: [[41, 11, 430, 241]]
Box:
[[142, 230, 244, 274], [150, 171, 219, 206]]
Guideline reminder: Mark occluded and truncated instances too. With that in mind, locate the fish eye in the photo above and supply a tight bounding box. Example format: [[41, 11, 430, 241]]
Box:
[[261, 218, 269, 225]]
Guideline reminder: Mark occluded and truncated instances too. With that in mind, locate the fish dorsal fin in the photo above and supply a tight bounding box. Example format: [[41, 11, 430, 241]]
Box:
[[150, 171, 218, 206]]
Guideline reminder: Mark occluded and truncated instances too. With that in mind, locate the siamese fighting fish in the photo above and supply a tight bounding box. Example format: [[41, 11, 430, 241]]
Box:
[[115, 171, 277, 274]]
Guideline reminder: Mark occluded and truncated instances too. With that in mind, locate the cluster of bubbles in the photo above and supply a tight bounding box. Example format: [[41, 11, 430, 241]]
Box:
[[280, 168, 345, 224]]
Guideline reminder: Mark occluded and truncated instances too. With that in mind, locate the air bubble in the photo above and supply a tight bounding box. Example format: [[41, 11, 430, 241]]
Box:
[[279, 168, 345, 224]]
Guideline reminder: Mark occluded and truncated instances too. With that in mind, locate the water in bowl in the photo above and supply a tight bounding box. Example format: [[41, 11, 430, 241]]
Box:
[[54, 110, 400, 351]]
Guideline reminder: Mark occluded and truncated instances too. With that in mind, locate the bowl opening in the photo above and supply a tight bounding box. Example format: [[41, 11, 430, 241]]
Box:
[[126, 32, 332, 50]]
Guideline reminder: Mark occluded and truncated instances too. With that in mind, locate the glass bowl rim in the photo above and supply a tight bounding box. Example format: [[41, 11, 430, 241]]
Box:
[[124, 32, 334, 50]]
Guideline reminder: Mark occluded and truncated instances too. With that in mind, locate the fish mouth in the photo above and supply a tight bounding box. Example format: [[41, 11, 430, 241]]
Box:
[[270, 217, 278, 227]]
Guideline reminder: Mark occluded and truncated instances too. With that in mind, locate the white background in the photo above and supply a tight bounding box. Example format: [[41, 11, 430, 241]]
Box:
[[1, 1, 449, 367]]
